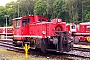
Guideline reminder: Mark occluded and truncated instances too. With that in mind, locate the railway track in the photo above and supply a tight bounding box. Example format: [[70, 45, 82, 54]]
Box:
[[64, 43, 90, 58], [0, 39, 90, 60], [0, 39, 23, 53]]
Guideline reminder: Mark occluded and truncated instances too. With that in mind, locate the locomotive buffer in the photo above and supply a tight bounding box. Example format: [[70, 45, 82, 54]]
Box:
[[46, 31, 73, 53]]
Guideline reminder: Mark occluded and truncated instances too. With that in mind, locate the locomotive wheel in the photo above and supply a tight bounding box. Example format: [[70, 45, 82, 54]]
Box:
[[41, 38, 48, 53], [74, 38, 79, 44], [67, 42, 73, 51]]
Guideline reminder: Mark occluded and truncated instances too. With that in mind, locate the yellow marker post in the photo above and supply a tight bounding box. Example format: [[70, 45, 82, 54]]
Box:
[[23, 43, 30, 58], [87, 37, 90, 43]]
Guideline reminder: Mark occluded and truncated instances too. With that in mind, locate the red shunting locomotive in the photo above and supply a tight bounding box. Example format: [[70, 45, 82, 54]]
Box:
[[12, 15, 73, 53]]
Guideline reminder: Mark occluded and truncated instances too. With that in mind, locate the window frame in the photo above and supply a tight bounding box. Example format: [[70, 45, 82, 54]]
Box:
[[22, 18, 30, 27]]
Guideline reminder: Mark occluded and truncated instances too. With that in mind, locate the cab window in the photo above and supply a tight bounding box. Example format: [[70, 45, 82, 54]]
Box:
[[38, 18, 46, 22], [16, 19, 20, 28], [22, 18, 30, 26]]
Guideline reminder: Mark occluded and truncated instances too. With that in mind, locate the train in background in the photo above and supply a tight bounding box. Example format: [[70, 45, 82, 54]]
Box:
[[66, 22, 90, 43], [12, 15, 73, 53], [0, 27, 13, 39]]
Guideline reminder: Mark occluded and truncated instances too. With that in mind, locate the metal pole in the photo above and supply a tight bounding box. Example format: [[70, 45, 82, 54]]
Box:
[[6, 16, 7, 39]]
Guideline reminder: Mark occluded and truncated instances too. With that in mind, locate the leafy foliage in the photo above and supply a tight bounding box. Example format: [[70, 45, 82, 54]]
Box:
[[0, 6, 6, 26], [34, 0, 47, 16], [53, 0, 69, 22], [0, 0, 90, 26]]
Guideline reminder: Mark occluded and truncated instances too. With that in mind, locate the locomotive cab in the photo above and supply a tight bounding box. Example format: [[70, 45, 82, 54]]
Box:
[[70, 24, 76, 32], [66, 23, 76, 33], [12, 16, 33, 46], [12, 15, 48, 46]]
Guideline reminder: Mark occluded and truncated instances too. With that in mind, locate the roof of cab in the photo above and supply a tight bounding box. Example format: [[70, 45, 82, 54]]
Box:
[[12, 17, 22, 20], [12, 15, 48, 22]]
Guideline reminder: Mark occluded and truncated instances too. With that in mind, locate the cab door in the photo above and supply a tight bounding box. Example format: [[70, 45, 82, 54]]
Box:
[[21, 18, 30, 35], [13, 19, 22, 40]]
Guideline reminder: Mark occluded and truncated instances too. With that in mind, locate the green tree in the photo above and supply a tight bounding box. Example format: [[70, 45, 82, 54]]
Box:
[[5, 1, 17, 25], [82, 0, 90, 22], [84, 5, 90, 22], [0, 0, 90, 27], [46, 0, 55, 19], [19, 0, 36, 16], [34, 0, 47, 16], [0, 6, 6, 26], [53, 0, 69, 22]]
